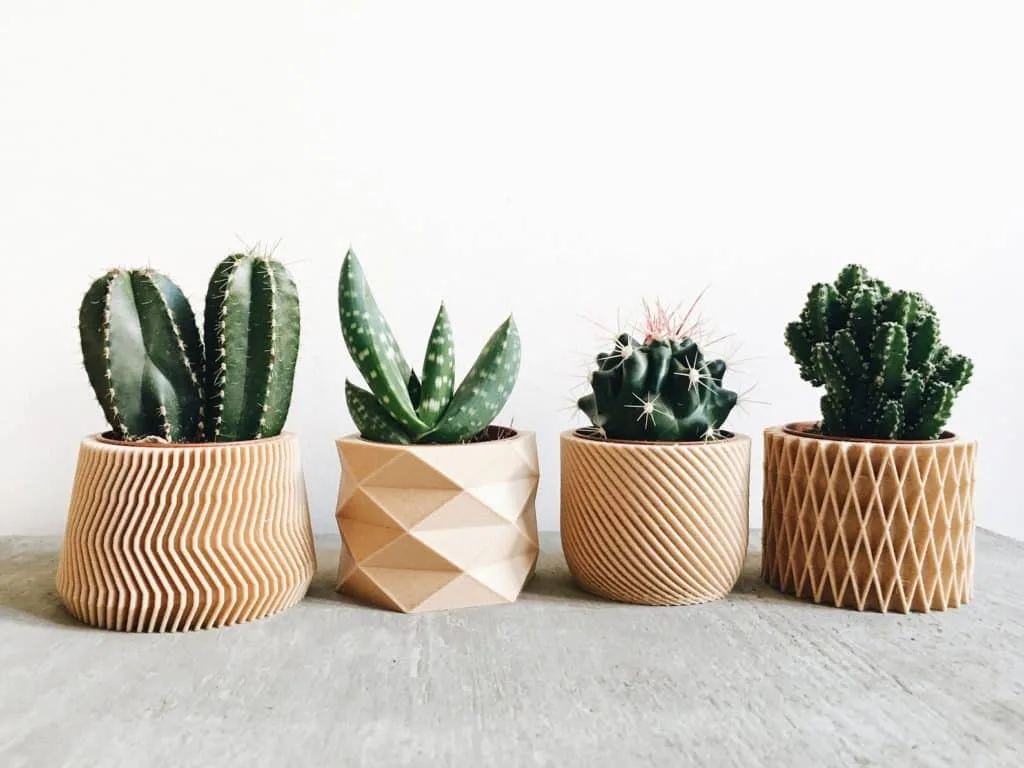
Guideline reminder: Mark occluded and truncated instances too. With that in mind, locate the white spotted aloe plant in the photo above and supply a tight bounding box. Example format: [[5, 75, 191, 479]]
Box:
[[79, 249, 300, 443], [339, 250, 520, 444]]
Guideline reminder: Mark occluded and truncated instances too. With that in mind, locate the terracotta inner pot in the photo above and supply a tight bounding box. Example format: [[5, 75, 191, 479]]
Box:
[[781, 421, 957, 444]]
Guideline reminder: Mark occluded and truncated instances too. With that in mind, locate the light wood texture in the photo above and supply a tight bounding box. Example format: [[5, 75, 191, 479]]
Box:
[[560, 431, 751, 605], [334, 431, 540, 612], [762, 426, 977, 613], [56, 434, 316, 631], [4, 531, 1023, 767]]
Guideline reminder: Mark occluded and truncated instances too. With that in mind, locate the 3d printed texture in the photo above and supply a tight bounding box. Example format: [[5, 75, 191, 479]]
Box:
[[56, 434, 316, 631], [335, 431, 540, 612], [762, 426, 976, 613], [560, 431, 751, 605]]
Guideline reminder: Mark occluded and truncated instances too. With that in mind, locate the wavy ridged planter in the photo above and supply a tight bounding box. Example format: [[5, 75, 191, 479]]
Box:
[[762, 423, 977, 613], [560, 430, 751, 606], [56, 433, 316, 632], [335, 428, 540, 613]]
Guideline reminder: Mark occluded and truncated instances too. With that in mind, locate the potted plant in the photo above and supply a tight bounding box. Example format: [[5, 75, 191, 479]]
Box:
[[56, 250, 316, 632], [334, 251, 539, 613], [763, 264, 976, 613], [561, 301, 751, 605]]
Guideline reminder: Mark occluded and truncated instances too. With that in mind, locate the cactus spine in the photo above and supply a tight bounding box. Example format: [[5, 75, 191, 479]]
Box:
[[578, 309, 738, 442], [79, 269, 204, 442], [785, 264, 973, 440], [204, 252, 301, 442], [339, 250, 520, 444]]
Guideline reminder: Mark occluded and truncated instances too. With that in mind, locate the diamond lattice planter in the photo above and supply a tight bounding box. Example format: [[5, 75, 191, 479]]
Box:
[[761, 424, 977, 613], [334, 429, 540, 613]]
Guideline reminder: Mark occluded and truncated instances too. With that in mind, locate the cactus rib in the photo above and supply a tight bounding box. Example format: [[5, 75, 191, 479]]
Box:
[[203, 252, 301, 442], [79, 269, 203, 442]]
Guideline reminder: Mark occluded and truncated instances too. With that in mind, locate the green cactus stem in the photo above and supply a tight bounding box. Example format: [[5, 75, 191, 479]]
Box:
[[578, 328, 738, 442], [338, 250, 521, 444], [79, 268, 203, 442], [204, 251, 300, 442], [785, 264, 973, 440]]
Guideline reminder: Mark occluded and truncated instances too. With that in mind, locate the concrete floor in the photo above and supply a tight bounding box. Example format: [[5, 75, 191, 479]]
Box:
[[1, 532, 1022, 768]]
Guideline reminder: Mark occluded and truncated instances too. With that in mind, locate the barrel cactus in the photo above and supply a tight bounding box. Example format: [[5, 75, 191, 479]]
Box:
[[785, 264, 973, 441], [79, 249, 300, 443], [577, 302, 738, 442], [339, 250, 520, 444]]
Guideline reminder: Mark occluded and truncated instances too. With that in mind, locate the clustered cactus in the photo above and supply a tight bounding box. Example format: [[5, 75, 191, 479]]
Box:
[[79, 250, 300, 443], [578, 302, 738, 441], [785, 264, 973, 441], [339, 250, 520, 444]]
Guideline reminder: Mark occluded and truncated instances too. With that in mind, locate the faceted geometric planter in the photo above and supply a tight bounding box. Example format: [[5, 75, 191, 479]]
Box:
[[762, 423, 978, 613], [560, 430, 751, 606], [56, 433, 317, 632], [334, 428, 540, 613]]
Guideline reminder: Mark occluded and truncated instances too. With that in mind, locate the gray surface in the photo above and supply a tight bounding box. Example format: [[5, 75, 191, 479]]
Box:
[[1, 531, 1022, 768]]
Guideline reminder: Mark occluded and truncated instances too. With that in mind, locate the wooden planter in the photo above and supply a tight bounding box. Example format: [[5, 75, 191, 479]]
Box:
[[56, 433, 316, 632], [560, 430, 751, 605], [762, 423, 978, 613], [334, 428, 540, 612]]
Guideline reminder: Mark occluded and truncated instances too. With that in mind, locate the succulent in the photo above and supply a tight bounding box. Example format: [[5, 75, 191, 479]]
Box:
[[339, 250, 520, 444], [785, 264, 973, 441], [578, 302, 738, 442], [79, 250, 300, 443], [204, 253, 300, 442]]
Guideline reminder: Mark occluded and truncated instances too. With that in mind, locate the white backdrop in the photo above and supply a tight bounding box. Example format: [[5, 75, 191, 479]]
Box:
[[3, 2, 1022, 539]]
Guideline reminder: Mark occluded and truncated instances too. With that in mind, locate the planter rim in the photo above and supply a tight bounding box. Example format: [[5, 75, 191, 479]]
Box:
[[88, 432, 296, 449], [336, 426, 529, 449], [775, 421, 962, 445], [561, 428, 749, 448]]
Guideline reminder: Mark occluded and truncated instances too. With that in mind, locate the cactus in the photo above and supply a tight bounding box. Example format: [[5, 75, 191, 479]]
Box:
[[577, 303, 738, 442], [339, 250, 520, 444], [79, 249, 300, 444], [785, 264, 973, 440], [79, 268, 204, 442], [204, 251, 301, 442]]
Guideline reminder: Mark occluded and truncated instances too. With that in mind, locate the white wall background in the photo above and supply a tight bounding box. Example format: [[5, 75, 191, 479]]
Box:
[[2, 1, 1022, 539]]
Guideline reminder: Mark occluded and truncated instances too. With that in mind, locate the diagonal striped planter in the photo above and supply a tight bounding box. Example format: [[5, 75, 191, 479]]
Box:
[[56, 433, 316, 632], [560, 430, 751, 605]]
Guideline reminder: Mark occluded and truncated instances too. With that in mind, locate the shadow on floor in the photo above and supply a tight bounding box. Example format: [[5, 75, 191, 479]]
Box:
[[0, 540, 85, 628]]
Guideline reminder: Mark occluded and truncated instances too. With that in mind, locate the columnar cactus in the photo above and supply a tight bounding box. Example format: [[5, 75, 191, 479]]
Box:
[[79, 251, 300, 443], [204, 252, 301, 442], [785, 264, 973, 440], [339, 250, 520, 444], [80, 269, 205, 442], [578, 304, 738, 442]]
